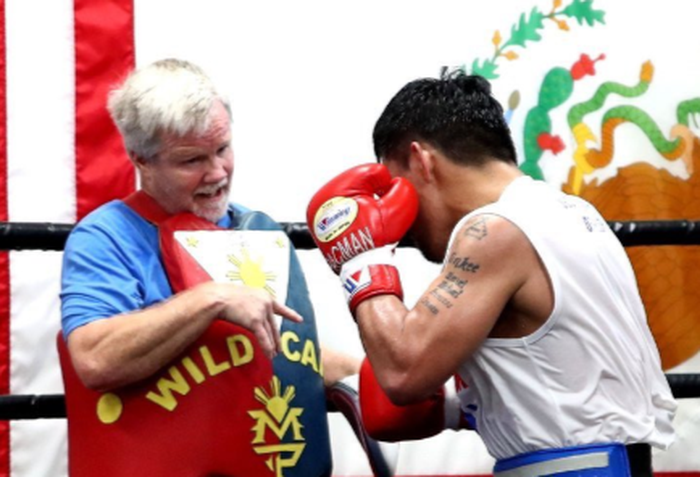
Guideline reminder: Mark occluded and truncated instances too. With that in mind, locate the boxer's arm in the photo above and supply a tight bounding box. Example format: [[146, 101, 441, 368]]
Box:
[[356, 214, 534, 405], [67, 282, 301, 391], [305, 166, 537, 405]]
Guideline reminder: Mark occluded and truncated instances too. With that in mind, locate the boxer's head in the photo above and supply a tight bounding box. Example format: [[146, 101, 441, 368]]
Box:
[[372, 72, 516, 170], [373, 73, 518, 262]]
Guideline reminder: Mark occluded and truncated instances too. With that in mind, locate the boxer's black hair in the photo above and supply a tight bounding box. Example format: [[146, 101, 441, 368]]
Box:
[[373, 72, 517, 167]]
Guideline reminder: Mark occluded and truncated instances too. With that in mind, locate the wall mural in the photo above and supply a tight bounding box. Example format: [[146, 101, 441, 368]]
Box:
[[446, 0, 700, 370]]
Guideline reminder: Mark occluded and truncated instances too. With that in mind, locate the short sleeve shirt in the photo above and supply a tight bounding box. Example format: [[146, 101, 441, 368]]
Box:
[[60, 200, 246, 338]]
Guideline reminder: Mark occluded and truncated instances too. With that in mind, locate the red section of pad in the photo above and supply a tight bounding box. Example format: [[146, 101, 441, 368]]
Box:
[[74, 0, 135, 220], [122, 190, 172, 225], [61, 197, 277, 476], [59, 323, 275, 476]]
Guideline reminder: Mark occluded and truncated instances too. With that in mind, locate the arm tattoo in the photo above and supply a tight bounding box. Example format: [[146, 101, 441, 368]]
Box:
[[420, 217, 487, 315], [419, 260, 478, 316], [419, 217, 487, 316], [447, 253, 480, 273], [463, 216, 488, 240], [419, 296, 440, 315]]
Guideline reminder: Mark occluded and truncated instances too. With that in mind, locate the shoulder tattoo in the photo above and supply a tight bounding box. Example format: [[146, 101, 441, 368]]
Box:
[[463, 216, 488, 240]]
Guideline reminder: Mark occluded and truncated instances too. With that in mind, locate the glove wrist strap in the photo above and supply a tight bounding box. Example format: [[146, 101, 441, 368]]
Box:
[[339, 245, 402, 314], [340, 244, 397, 275]]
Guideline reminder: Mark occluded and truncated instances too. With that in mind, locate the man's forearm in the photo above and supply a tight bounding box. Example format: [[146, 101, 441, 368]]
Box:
[[66, 283, 222, 391]]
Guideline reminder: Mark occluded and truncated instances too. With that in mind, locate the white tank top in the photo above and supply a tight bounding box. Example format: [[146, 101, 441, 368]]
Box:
[[451, 175, 676, 460]]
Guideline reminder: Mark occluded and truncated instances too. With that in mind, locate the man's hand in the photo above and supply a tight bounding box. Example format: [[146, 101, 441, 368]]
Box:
[[306, 163, 418, 314], [205, 282, 303, 359]]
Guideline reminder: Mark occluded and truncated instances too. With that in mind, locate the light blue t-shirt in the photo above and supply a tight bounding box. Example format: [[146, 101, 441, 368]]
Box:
[[60, 200, 248, 338]]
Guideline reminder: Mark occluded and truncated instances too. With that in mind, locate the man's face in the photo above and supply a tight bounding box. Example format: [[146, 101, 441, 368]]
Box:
[[383, 158, 441, 264], [138, 101, 234, 222]]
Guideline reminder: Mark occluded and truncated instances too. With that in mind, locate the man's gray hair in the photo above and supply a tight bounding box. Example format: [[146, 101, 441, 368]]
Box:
[[107, 58, 231, 160]]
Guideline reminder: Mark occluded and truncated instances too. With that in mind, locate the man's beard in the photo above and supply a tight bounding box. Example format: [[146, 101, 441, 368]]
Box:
[[193, 180, 229, 222]]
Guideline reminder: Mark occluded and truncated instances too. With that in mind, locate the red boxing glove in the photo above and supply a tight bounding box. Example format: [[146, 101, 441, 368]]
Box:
[[306, 163, 418, 313], [358, 358, 468, 442]]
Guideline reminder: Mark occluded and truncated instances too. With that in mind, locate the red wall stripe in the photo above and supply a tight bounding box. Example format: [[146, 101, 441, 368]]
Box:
[[0, 0, 9, 472], [74, 0, 135, 221]]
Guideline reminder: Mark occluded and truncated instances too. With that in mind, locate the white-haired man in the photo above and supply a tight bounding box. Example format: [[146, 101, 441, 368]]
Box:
[[59, 58, 359, 477]]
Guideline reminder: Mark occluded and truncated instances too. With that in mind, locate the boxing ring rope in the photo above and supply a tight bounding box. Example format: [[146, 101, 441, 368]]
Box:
[[2, 219, 700, 251], [0, 219, 699, 421]]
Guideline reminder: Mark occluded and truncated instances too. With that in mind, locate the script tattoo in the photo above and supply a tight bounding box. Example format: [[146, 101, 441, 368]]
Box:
[[421, 220, 485, 315], [448, 253, 480, 273], [463, 216, 488, 240], [420, 265, 476, 315], [440, 271, 468, 298], [431, 288, 453, 308], [419, 296, 440, 315]]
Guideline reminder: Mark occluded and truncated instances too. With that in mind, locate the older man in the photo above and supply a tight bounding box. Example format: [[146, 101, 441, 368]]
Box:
[[60, 58, 359, 477]]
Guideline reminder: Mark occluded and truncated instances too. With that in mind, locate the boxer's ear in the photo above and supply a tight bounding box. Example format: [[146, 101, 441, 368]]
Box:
[[407, 141, 436, 184]]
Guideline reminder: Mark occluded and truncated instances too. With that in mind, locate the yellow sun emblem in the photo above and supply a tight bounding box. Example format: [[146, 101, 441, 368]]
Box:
[[226, 249, 277, 296], [253, 376, 297, 423]]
